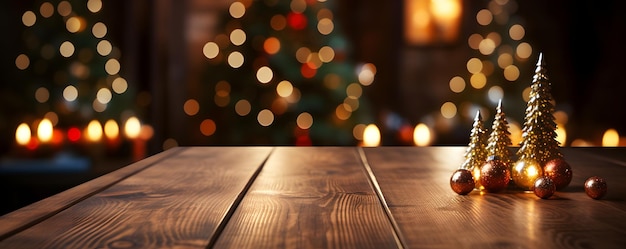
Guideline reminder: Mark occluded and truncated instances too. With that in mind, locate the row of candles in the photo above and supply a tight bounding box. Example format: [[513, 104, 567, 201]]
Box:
[[14, 116, 152, 161]]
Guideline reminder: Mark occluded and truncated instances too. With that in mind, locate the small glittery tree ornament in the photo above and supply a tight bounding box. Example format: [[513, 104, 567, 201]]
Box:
[[459, 111, 488, 190], [486, 99, 513, 167], [515, 53, 572, 190]]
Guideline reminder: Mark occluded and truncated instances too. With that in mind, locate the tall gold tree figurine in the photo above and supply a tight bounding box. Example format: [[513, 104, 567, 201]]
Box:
[[486, 99, 513, 166], [516, 53, 562, 166], [515, 53, 572, 190]]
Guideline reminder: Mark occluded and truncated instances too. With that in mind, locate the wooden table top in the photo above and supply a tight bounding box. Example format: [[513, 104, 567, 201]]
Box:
[[0, 146, 625, 248]]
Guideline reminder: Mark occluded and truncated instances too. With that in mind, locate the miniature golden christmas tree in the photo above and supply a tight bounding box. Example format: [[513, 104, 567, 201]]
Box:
[[486, 99, 513, 166], [461, 111, 488, 171], [516, 53, 563, 166]]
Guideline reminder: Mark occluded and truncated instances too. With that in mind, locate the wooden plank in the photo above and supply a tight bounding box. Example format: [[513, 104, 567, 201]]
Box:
[[0, 147, 184, 240], [214, 147, 401, 249], [363, 147, 626, 248], [0, 147, 273, 248]]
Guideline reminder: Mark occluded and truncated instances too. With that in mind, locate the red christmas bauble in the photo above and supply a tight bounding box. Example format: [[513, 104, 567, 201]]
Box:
[[584, 176, 608, 200], [479, 159, 510, 193], [533, 176, 556, 199], [543, 158, 573, 190], [450, 169, 475, 195]]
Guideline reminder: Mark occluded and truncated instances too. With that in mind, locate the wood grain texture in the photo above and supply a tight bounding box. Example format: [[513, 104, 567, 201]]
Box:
[[0, 147, 273, 249], [363, 147, 626, 249], [0, 147, 184, 241], [213, 147, 400, 249]]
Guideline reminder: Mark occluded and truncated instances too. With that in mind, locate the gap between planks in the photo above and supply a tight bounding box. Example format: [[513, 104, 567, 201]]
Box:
[[357, 147, 406, 249]]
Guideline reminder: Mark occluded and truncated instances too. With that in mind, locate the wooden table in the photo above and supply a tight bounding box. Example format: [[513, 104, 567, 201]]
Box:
[[1, 147, 625, 248]]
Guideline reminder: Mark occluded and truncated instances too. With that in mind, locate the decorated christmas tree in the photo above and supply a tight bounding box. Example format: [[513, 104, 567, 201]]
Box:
[[194, 0, 374, 145], [516, 53, 562, 166], [11, 0, 139, 157], [486, 99, 513, 165]]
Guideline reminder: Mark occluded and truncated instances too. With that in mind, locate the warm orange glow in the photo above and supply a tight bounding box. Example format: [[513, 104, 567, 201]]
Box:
[[405, 0, 463, 45], [363, 124, 381, 147], [104, 119, 119, 140], [37, 119, 53, 143], [15, 123, 31, 146], [86, 120, 103, 142], [602, 128, 619, 147], [124, 117, 141, 139], [413, 123, 431, 146]]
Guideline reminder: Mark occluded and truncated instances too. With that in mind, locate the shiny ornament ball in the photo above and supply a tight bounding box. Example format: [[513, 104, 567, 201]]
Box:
[[584, 176, 608, 200], [450, 169, 475, 195], [544, 158, 573, 190], [512, 158, 543, 190], [533, 176, 556, 199], [479, 159, 510, 193]]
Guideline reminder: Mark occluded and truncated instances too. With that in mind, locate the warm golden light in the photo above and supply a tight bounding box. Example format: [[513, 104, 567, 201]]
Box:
[[470, 73, 487, 89], [105, 59, 120, 75], [317, 18, 334, 35], [59, 41, 75, 57], [66, 16, 85, 33], [86, 120, 103, 142], [203, 42, 219, 59], [124, 117, 141, 139], [449, 76, 465, 93], [466, 58, 483, 74], [509, 24, 525, 40], [22, 11, 36, 27], [276, 80, 293, 97], [358, 63, 376, 86], [503, 64, 520, 81], [92, 22, 107, 38], [230, 29, 246, 46], [227, 51, 244, 68], [413, 123, 431, 146], [229, 1, 245, 18], [112, 77, 128, 94], [104, 119, 119, 140], [63, 85, 78, 101], [97, 40, 112, 56], [37, 119, 53, 143], [297, 112, 313, 129], [602, 128, 619, 147], [405, 0, 462, 45], [257, 109, 274, 126], [363, 124, 381, 147], [96, 88, 112, 104], [476, 9, 492, 26], [440, 101, 457, 119], [16, 123, 31, 146], [256, 66, 273, 84], [87, 0, 103, 13]]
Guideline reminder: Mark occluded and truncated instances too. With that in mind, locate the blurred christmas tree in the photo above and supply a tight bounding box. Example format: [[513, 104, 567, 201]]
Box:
[[12, 0, 138, 155], [196, 0, 375, 145], [445, 0, 534, 145]]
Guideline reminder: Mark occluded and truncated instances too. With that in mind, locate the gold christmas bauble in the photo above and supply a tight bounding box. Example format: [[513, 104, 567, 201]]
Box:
[[512, 158, 543, 190]]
